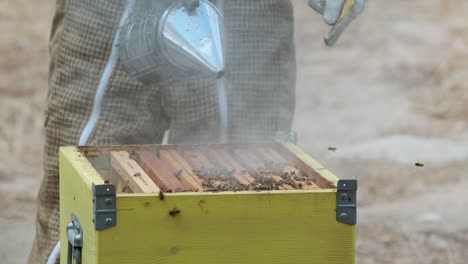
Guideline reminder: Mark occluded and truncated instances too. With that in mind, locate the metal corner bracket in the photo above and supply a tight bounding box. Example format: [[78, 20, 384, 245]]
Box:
[[336, 179, 357, 225], [92, 183, 116, 230]]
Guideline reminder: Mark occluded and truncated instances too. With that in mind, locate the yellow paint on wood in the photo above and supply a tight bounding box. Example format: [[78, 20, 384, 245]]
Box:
[[59, 145, 354, 264], [95, 191, 354, 264], [60, 146, 104, 264]]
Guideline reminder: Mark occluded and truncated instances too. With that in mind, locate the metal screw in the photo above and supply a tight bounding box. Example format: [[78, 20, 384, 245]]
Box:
[[341, 193, 348, 200], [339, 213, 348, 220], [105, 198, 112, 205], [105, 218, 113, 225]]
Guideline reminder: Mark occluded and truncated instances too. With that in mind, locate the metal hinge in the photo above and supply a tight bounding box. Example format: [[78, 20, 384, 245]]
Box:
[[67, 214, 83, 264], [93, 184, 116, 230], [336, 179, 357, 225]]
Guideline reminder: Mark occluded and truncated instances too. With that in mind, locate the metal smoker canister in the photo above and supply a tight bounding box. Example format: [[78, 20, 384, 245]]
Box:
[[118, 0, 225, 84]]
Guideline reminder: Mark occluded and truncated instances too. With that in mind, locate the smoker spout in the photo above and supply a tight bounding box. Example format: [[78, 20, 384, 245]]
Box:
[[118, 0, 225, 83], [158, 0, 225, 77]]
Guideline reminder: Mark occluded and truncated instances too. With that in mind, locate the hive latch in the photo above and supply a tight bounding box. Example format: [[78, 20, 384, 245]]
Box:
[[93, 184, 117, 230], [336, 179, 357, 225], [67, 214, 83, 264]]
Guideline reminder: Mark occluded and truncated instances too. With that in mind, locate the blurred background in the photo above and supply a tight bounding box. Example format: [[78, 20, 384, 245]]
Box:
[[1, 0, 468, 263]]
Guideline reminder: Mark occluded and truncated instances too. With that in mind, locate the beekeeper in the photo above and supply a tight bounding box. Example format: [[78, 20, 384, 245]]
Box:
[[29, 0, 365, 263]]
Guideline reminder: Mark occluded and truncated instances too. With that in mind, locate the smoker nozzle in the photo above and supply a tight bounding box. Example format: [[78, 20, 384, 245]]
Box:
[[118, 0, 225, 84]]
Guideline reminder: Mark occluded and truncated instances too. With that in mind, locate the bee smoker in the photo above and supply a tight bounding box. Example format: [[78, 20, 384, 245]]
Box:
[[118, 0, 225, 83]]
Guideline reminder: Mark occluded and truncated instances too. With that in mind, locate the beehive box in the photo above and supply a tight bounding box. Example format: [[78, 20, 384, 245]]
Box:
[[59, 143, 357, 264]]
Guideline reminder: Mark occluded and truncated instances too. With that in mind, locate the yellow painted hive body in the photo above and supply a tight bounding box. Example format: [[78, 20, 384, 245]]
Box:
[[59, 143, 356, 264]]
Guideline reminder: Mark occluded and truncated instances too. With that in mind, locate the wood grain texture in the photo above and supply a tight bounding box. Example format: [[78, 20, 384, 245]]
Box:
[[110, 151, 160, 193], [178, 148, 214, 170], [279, 143, 339, 188], [59, 147, 104, 264], [97, 191, 355, 264], [136, 150, 185, 192], [203, 149, 252, 185], [215, 149, 256, 183], [257, 147, 321, 190], [232, 148, 295, 190], [168, 149, 207, 186], [159, 150, 203, 191], [110, 167, 125, 193]]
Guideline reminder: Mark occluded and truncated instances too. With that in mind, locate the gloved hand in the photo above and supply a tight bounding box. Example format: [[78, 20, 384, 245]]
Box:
[[308, 0, 366, 46]]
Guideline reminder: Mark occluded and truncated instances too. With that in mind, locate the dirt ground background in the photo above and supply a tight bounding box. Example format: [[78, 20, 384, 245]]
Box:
[[1, 0, 468, 263]]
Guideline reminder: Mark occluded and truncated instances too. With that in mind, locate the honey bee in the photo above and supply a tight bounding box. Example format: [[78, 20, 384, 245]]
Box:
[[155, 148, 161, 159], [328, 147, 337, 152], [159, 191, 165, 200], [129, 150, 138, 161], [169, 208, 181, 216], [415, 163, 425, 167]]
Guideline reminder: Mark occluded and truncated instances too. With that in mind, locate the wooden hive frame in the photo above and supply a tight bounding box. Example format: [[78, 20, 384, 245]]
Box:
[[84, 143, 338, 194]]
